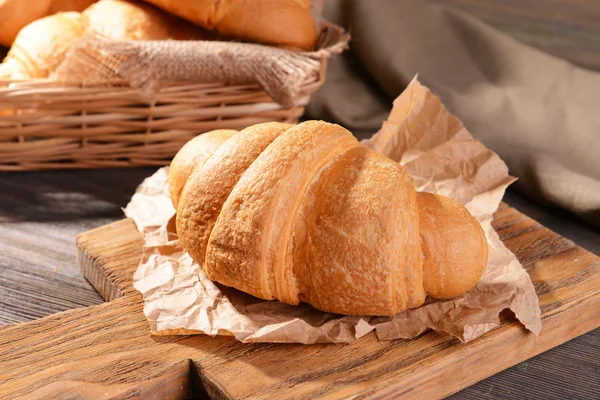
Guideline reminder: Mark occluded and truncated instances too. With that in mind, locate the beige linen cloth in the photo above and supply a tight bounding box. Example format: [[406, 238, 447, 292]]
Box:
[[307, 0, 600, 226]]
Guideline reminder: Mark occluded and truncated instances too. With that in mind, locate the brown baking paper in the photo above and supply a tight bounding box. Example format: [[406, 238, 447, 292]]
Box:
[[127, 78, 541, 344]]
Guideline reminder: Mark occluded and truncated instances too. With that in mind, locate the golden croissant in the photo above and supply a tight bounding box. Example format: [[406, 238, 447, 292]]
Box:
[[169, 121, 488, 316]]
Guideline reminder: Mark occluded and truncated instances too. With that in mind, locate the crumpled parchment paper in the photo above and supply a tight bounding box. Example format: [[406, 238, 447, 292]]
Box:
[[126, 78, 541, 344]]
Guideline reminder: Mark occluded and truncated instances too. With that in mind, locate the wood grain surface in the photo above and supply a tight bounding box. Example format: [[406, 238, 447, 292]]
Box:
[[1, 1, 600, 398], [0, 203, 599, 399], [0, 169, 151, 324], [1, 169, 599, 399]]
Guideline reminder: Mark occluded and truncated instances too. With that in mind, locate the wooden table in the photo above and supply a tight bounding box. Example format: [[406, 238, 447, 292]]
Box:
[[1, 1, 600, 399]]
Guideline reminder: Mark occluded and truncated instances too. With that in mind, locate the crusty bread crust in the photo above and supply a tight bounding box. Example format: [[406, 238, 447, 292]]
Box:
[[140, 0, 318, 50], [171, 121, 489, 316], [177, 122, 291, 279], [1, 0, 212, 79], [168, 129, 237, 209]]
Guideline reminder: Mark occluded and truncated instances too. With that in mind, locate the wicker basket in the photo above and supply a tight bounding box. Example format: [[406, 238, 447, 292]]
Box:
[[0, 26, 343, 171]]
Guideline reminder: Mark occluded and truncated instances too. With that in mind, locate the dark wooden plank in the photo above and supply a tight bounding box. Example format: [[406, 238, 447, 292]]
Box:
[[0, 296, 205, 400], [0, 169, 153, 324], [0, 204, 597, 399], [451, 330, 600, 400], [77, 219, 142, 301], [0, 176, 599, 399], [452, 191, 600, 400]]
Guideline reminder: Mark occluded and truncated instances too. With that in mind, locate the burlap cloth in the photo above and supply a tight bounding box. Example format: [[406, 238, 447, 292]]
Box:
[[52, 23, 348, 108], [306, 0, 600, 227]]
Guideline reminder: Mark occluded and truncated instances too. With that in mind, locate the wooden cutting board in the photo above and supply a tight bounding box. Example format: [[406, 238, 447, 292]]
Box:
[[0, 203, 599, 399]]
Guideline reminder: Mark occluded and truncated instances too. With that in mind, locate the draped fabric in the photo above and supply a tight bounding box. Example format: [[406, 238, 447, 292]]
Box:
[[307, 0, 600, 226]]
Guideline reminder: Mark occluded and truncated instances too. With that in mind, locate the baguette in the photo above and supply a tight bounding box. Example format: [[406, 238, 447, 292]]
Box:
[[140, 0, 318, 50], [83, 0, 213, 41]]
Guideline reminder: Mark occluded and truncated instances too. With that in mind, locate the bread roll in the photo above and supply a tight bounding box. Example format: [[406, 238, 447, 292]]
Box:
[[0, 0, 51, 48], [0, 0, 212, 79], [0, 12, 87, 79], [172, 121, 488, 316], [83, 0, 213, 41], [0, 0, 96, 47], [140, 0, 318, 50]]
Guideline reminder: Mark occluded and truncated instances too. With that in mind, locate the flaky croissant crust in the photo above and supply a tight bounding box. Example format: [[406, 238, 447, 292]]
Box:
[[170, 121, 488, 316]]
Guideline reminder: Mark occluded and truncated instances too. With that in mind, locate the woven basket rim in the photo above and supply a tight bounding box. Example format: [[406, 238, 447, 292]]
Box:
[[0, 20, 345, 91], [0, 21, 345, 171]]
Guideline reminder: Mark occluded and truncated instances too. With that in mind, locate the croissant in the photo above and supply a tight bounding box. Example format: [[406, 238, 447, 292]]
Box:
[[140, 0, 318, 50], [170, 121, 488, 316]]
